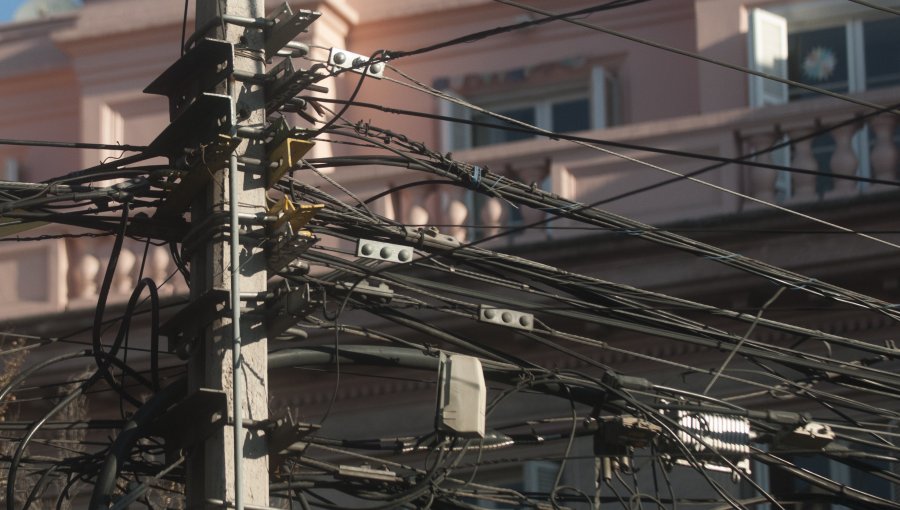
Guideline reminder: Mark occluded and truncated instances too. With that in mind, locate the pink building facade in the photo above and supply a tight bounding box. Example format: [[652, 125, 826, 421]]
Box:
[[0, 0, 898, 506], [0, 0, 897, 320]]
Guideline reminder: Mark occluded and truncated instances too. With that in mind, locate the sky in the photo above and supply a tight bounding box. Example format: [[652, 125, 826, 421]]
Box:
[[0, 1, 27, 22], [0, 0, 84, 23]]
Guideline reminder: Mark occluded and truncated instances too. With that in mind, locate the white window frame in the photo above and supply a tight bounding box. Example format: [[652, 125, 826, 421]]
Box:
[[749, 0, 900, 106], [748, 1, 900, 193], [439, 65, 613, 152]]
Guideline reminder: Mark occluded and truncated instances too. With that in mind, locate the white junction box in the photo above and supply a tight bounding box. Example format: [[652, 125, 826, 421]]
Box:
[[436, 353, 486, 438]]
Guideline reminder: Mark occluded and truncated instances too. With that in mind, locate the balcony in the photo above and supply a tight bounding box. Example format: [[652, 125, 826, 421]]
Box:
[[358, 86, 900, 247], [0, 87, 896, 320]]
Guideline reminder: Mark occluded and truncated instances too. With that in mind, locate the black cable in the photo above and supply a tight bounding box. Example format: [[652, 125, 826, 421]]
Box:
[[0, 138, 148, 152], [181, 0, 190, 57], [491, 0, 899, 116], [382, 1, 648, 62], [6, 372, 100, 510], [91, 204, 141, 407], [847, 0, 900, 17], [320, 130, 900, 324], [362, 179, 456, 205], [311, 97, 900, 188], [313, 50, 385, 137]]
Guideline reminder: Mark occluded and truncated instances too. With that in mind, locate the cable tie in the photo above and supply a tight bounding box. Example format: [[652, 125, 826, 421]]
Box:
[[470, 166, 482, 189], [555, 202, 581, 213], [789, 278, 817, 291], [485, 176, 504, 194]]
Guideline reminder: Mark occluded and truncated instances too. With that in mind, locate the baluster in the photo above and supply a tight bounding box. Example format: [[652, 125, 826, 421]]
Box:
[[149, 245, 173, 296], [445, 193, 469, 243], [407, 204, 429, 226], [829, 123, 860, 195], [401, 187, 431, 227], [869, 114, 898, 186], [72, 252, 101, 299], [423, 189, 442, 228], [113, 246, 137, 295], [745, 132, 778, 203], [787, 128, 818, 201], [480, 198, 504, 237]]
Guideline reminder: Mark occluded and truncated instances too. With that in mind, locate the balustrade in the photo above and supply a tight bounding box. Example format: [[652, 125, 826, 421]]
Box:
[[46, 104, 900, 318], [66, 236, 187, 304], [742, 112, 898, 202], [397, 161, 553, 247]]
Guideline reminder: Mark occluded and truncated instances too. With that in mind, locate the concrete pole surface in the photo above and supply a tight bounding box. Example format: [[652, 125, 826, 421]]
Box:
[[188, 0, 269, 508]]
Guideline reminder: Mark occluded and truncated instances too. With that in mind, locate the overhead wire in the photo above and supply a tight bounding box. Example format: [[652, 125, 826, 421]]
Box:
[[5, 0, 900, 506], [379, 64, 900, 255], [305, 96, 900, 189], [489, 0, 900, 116], [313, 126, 900, 326], [847, 0, 900, 16]]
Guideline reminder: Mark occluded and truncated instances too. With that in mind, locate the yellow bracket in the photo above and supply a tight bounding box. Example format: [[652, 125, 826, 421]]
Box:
[[268, 196, 323, 233], [267, 138, 315, 188]]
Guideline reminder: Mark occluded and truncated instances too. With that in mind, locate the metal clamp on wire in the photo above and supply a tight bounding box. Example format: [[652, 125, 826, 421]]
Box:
[[402, 226, 461, 250]]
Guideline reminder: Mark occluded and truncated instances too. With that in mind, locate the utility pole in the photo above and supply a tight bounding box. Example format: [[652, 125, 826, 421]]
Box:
[[189, 0, 269, 508]]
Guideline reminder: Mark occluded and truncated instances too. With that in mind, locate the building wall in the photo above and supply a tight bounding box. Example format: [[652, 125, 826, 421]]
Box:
[[0, 0, 898, 505]]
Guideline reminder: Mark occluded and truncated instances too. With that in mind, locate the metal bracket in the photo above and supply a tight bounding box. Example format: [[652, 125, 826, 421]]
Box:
[[160, 288, 229, 359], [155, 135, 240, 220], [266, 137, 315, 187], [268, 196, 322, 233], [266, 282, 320, 339], [148, 93, 233, 157], [145, 38, 234, 121], [478, 305, 534, 331], [334, 281, 394, 304], [267, 231, 318, 274], [591, 415, 661, 457], [265, 3, 321, 59], [357, 239, 415, 263], [150, 388, 227, 465], [265, 418, 320, 455], [773, 422, 835, 451], [338, 465, 400, 483], [328, 48, 384, 79], [403, 226, 461, 250], [265, 58, 323, 115]]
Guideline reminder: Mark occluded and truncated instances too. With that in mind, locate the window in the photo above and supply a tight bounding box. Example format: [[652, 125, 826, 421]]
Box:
[[437, 60, 619, 152], [749, 1, 900, 107], [476, 461, 560, 509], [748, 1, 900, 198]]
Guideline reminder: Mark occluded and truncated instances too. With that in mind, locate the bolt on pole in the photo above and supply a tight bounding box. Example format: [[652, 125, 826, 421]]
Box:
[[189, 1, 269, 508]]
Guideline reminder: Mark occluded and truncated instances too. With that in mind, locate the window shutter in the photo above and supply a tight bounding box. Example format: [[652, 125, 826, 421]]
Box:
[[438, 94, 472, 153], [590, 65, 608, 130], [748, 8, 788, 107]]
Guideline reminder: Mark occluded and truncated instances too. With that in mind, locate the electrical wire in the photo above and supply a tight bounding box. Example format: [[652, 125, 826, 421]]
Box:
[[490, 0, 900, 116]]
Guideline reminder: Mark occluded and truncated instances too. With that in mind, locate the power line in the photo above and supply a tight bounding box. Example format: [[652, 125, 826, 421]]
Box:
[[0, 138, 149, 152], [847, 0, 900, 16], [305, 96, 900, 188], [490, 0, 900, 115], [378, 65, 900, 254]]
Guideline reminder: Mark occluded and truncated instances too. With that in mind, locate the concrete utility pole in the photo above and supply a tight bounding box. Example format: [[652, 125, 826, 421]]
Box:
[[189, 0, 269, 508]]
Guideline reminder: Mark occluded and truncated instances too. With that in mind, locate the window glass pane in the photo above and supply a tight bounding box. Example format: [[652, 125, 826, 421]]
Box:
[[788, 26, 848, 100], [864, 17, 900, 90], [471, 107, 535, 147], [552, 98, 590, 133]]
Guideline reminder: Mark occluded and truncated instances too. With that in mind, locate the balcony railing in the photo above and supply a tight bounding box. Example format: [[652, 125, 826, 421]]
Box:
[[1, 87, 896, 319], [385, 87, 899, 246]]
